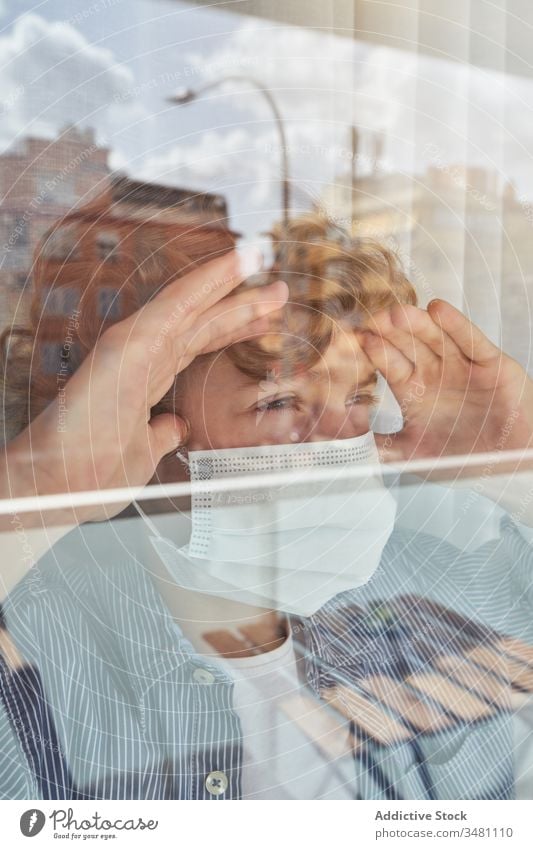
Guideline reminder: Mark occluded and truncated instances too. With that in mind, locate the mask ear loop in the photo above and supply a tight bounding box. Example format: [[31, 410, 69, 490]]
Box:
[[134, 416, 191, 537], [132, 498, 162, 539], [175, 449, 190, 469]]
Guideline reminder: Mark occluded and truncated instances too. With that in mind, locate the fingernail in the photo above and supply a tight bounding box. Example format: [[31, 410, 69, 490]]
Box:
[[174, 415, 190, 446], [236, 246, 263, 278], [270, 279, 289, 301]]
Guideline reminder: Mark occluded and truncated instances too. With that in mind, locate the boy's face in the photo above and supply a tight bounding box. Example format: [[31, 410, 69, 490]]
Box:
[[179, 323, 378, 451]]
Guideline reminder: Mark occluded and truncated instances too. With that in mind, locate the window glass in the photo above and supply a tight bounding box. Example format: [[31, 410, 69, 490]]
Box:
[[1, 0, 533, 806]]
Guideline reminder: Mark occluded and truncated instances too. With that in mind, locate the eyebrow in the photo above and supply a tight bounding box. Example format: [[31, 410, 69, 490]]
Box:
[[307, 367, 379, 388], [239, 368, 379, 391]]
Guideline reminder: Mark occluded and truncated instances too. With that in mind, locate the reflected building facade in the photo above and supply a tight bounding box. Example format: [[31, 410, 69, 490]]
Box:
[[0, 126, 109, 326], [321, 160, 533, 370], [0, 128, 236, 379]]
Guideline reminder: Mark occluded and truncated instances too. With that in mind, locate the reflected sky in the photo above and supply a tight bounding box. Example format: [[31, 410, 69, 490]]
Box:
[[1, 0, 532, 239]]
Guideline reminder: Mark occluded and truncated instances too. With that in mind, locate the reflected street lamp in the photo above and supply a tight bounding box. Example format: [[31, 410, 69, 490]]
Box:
[[166, 75, 290, 230]]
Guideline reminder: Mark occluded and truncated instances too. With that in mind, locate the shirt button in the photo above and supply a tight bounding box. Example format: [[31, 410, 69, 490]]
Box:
[[205, 770, 228, 796], [193, 667, 216, 684]]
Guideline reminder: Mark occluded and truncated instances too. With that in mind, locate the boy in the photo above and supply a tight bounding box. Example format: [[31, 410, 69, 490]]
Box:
[[1, 213, 532, 800]]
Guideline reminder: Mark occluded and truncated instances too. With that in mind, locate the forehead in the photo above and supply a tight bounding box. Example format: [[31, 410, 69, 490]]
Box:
[[309, 326, 370, 382], [199, 325, 374, 391]]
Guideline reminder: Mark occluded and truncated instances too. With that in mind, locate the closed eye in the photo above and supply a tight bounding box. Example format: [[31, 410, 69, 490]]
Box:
[[255, 395, 297, 414], [345, 392, 379, 407]]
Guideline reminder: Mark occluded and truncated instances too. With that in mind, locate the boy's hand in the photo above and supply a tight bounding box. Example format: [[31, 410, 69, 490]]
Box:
[[361, 300, 533, 465], [4, 249, 288, 525]]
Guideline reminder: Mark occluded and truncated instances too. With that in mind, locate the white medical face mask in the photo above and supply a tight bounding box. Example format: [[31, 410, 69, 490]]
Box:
[[136, 432, 396, 617]]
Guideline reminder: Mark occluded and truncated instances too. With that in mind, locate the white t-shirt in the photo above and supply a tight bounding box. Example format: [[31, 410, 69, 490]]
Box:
[[143, 509, 357, 798], [218, 632, 356, 799]]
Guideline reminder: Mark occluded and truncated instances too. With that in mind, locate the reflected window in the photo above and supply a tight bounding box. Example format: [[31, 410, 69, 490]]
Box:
[[40, 342, 62, 374], [97, 286, 121, 319], [42, 223, 80, 261], [96, 231, 119, 262], [41, 341, 78, 375], [42, 286, 79, 316], [14, 273, 28, 290], [13, 216, 28, 247]]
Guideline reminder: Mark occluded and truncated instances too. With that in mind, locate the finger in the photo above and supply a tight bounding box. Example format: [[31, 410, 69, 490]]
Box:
[[388, 303, 464, 363], [144, 246, 263, 327], [149, 413, 188, 459], [366, 307, 438, 370], [178, 280, 289, 362], [202, 315, 274, 352], [360, 331, 415, 387], [427, 299, 501, 363]]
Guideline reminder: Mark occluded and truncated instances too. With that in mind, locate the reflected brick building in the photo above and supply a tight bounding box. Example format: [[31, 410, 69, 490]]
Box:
[[0, 126, 109, 326], [34, 173, 237, 374], [322, 160, 533, 371], [0, 127, 237, 377]]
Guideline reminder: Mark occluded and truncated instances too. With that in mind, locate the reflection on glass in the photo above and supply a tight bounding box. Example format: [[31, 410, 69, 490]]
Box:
[[1, 471, 533, 799], [0, 0, 533, 804]]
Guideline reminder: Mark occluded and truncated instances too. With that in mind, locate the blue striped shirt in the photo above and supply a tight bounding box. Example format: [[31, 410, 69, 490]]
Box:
[[0, 513, 532, 799]]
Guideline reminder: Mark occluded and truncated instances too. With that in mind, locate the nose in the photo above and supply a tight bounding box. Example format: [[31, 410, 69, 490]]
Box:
[[304, 401, 367, 442]]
